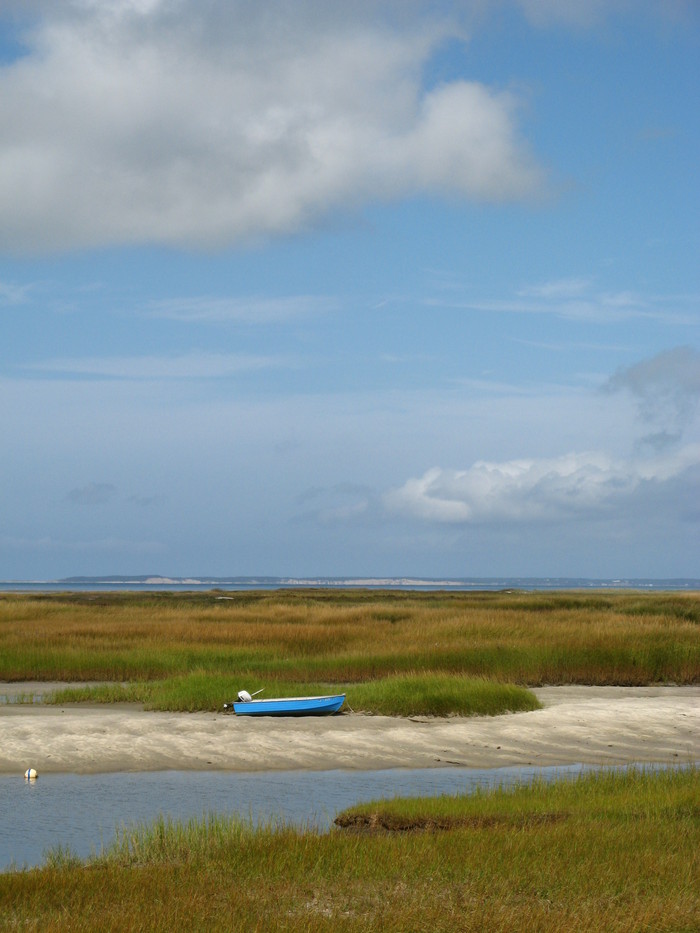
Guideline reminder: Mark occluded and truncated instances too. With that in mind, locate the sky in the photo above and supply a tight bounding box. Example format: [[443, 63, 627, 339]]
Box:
[[1, 0, 699, 580]]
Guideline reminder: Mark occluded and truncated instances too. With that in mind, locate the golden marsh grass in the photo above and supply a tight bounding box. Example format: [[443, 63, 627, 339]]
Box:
[[1, 590, 697, 712]]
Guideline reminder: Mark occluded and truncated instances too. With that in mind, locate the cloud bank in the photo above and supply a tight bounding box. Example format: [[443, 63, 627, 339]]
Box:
[[384, 446, 699, 524], [0, 0, 542, 254], [385, 346, 700, 527]]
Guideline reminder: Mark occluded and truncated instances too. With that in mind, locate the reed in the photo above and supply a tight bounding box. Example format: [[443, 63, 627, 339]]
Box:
[[1, 590, 697, 712], [1, 767, 696, 931]]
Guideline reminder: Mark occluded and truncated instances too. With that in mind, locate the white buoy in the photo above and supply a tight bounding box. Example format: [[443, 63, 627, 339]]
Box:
[[24, 768, 38, 780]]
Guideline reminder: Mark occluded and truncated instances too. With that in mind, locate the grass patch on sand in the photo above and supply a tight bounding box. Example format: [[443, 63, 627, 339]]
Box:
[[346, 672, 540, 717], [46, 671, 540, 717], [1, 767, 697, 932]]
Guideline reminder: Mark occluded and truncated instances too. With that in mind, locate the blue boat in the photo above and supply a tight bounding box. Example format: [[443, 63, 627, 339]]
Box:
[[226, 690, 345, 716]]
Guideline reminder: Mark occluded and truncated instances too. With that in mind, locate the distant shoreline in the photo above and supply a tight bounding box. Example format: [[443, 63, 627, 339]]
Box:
[[3, 576, 699, 592]]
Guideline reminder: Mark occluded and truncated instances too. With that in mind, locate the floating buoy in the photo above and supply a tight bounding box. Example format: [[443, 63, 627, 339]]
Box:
[[24, 768, 38, 780]]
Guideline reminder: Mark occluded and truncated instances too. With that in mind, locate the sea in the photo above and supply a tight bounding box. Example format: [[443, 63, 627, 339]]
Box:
[[2, 576, 699, 592]]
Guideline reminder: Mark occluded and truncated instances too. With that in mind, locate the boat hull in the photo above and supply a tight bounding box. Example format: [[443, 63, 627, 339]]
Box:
[[233, 694, 345, 716]]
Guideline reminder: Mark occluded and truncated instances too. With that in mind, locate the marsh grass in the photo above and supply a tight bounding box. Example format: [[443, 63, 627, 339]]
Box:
[[346, 672, 540, 716], [1, 590, 698, 714], [1, 767, 697, 932], [107, 812, 256, 865], [335, 762, 699, 829]]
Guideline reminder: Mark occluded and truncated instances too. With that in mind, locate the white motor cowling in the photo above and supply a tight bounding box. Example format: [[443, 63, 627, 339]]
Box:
[[237, 690, 252, 702]]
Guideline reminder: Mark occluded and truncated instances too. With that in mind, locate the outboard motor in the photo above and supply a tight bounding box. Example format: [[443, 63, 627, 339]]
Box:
[[237, 689, 252, 703]]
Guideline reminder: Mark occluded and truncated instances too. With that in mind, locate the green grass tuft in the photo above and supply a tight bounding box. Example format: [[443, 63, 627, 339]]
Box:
[[346, 672, 541, 716]]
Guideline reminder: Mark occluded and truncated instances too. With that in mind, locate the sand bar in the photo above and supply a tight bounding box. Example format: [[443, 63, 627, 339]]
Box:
[[0, 685, 697, 775]]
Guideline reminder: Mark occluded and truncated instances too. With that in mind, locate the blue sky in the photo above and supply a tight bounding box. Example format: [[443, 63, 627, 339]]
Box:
[[1, 0, 698, 579]]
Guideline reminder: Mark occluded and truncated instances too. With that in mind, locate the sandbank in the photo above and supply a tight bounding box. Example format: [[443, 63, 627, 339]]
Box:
[[0, 685, 697, 775]]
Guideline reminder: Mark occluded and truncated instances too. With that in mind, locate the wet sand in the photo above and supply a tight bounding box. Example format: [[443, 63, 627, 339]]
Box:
[[0, 685, 697, 775]]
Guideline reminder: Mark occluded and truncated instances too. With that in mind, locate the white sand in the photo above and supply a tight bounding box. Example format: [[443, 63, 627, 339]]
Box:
[[0, 685, 697, 775]]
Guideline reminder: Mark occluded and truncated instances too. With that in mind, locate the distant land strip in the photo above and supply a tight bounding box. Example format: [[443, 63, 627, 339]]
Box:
[[2, 575, 699, 590]]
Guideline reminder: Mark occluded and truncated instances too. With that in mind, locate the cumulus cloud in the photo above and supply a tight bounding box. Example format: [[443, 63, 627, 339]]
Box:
[[384, 446, 700, 524], [0, 0, 542, 254]]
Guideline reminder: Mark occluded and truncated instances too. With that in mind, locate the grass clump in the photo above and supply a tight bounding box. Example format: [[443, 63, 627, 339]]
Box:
[[335, 763, 698, 831], [47, 682, 147, 705], [106, 812, 255, 866], [1, 767, 697, 932], [346, 673, 540, 717]]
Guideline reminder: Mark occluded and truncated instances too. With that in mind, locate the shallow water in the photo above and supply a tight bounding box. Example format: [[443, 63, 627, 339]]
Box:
[[1, 764, 595, 871]]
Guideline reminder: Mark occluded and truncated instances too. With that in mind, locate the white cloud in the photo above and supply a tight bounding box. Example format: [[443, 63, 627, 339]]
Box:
[[426, 280, 699, 325], [384, 446, 700, 524], [0, 1, 542, 254], [517, 277, 591, 299], [23, 351, 286, 380], [148, 294, 336, 323], [0, 279, 31, 304]]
